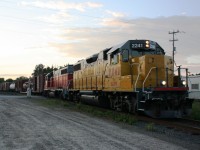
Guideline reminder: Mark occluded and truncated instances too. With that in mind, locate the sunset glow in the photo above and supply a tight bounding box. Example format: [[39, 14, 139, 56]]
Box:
[[0, 0, 200, 79]]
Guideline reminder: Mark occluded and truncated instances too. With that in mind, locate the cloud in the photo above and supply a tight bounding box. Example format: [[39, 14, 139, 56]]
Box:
[[101, 18, 131, 27], [50, 16, 200, 74], [181, 12, 187, 16], [21, 1, 103, 12], [186, 55, 200, 64], [106, 10, 126, 18], [49, 26, 138, 58], [102, 10, 127, 27], [86, 2, 103, 8], [37, 11, 72, 24]]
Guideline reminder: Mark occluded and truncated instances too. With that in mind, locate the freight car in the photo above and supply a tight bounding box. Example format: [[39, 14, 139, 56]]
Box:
[[0, 82, 11, 92], [43, 39, 193, 118], [15, 79, 29, 93], [32, 74, 45, 95], [0, 78, 29, 93]]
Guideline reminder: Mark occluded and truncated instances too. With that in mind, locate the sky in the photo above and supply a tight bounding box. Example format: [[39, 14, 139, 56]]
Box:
[[0, 0, 200, 79]]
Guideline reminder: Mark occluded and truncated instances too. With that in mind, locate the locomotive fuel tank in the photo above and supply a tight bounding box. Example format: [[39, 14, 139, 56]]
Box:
[[80, 95, 99, 105]]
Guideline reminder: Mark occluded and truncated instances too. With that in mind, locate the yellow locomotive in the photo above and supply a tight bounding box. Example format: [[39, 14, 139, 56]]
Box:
[[70, 39, 193, 118]]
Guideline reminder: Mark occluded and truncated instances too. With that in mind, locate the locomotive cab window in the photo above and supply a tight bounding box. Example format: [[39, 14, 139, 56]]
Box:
[[67, 65, 74, 73], [103, 48, 110, 60], [110, 49, 119, 65], [74, 63, 81, 71], [112, 54, 119, 64], [86, 54, 98, 64], [122, 49, 129, 62], [61, 69, 67, 75]]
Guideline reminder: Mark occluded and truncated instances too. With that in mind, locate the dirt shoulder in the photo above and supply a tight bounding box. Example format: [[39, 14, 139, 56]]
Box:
[[0, 95, 199, 149]]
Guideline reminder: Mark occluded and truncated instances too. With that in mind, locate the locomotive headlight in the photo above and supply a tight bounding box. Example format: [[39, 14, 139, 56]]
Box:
[[161, 80, 166, 86], [182, 80, 186, 86], [145, 41, 149, 48]]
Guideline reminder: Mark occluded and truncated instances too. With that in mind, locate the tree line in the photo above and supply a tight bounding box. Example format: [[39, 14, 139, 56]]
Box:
[[0, 63, 66, 83]]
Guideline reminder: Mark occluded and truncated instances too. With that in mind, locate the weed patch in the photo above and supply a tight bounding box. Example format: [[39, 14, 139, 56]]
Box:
[[190, 101, 200, 120], [33, 98, 137, 125], [75, 103, 137, 125], [145, 122, 155, 131]]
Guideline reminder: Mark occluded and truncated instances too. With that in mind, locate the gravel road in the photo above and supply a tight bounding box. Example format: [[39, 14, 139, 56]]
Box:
[[0, 95, 198, 150]]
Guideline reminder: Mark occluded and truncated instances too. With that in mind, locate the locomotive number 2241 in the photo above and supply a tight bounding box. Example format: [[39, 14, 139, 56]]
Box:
[[132, 43, 143, 48]]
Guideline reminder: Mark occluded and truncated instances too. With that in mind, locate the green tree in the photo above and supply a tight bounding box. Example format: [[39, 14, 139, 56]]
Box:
[[32, 64, 45, 76], [0, 78, 4, 83], [15, 76, 28, 81], [43, 66, 54, 74], [6, 78, 13, 82], [32, 64, 56, 76]]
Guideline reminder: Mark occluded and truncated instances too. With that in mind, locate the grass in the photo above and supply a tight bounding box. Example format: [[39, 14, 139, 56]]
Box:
[[36, 98, 68, 108], [75, 103, 137, 125], [145, 122, 155, 131], [34, 98, 137, 125], [189, 101, 200, 120]]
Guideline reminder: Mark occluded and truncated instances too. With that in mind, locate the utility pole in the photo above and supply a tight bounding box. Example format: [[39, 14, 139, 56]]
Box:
[[169, 30, 180, 72]]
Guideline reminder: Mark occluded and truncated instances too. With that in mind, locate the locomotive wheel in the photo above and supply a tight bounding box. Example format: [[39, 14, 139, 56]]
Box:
[[59, 92, 64, 99], [151, 101, 161, 117], [132, 97, 138, 114], [122, 100, 131, 113], [109, 95, 115, 110], [114, 101, 121, 111], [113, 97, 122, 111], [69, 93, 73, 101]]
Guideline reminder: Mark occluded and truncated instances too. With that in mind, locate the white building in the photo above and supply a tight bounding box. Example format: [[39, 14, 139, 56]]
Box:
[[187, 75, 200, 100]]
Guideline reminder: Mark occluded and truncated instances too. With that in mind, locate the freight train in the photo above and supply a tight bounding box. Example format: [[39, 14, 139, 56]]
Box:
[[0, 79, 28, 93], [43, 39, 193, 118], [0, 82, 11, 92]]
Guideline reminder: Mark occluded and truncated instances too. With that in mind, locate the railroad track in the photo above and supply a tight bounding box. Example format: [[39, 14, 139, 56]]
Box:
[[74, 102, 200, 135], [136, 116, 200, 135], [0, 91, 24, 95]]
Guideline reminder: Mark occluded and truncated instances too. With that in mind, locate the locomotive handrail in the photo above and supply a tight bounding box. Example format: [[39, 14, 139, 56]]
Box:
[[177, 66, 189, 88], [142, 67, 157, 92], [131, 63, 141, 92], [103, 62, 108, 89], [67, 79, 73, 90]]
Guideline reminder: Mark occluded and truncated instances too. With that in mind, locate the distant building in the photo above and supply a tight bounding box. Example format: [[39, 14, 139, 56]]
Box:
[[187, 75, 200, 100]]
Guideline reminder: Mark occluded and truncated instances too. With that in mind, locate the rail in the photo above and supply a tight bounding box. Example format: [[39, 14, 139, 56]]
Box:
[[137, 116, 200, 135]]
